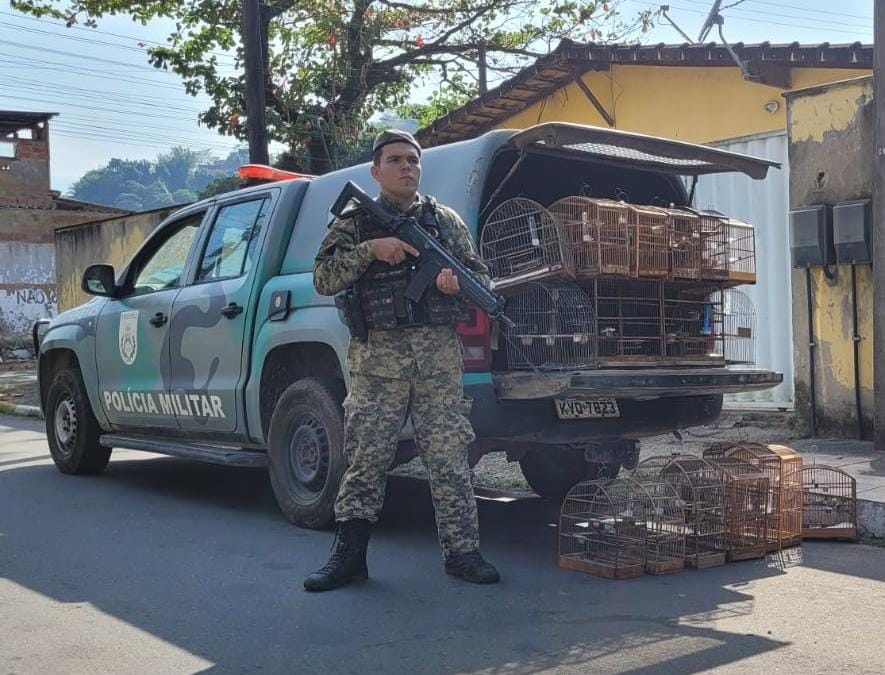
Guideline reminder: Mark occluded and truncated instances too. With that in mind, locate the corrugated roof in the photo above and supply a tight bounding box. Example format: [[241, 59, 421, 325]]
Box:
[[0, 110, 57, 134], [416, 39, 873, 148]]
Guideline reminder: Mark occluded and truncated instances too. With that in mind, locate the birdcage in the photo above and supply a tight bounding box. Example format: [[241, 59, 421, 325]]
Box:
[[548, 196, 631, 278], [558, 477, 685, 579], [663, 285, 725, 364], [502, 281, 594, 370], [628, 204, 670, 278], [791, 465, 857, 540], [480, 198, 571, 289], [710, 288, 757, 364], [695, 210, 730, 281], [634, 455, 727, 569], [727, 220, 757, 284], [703, 455, 770, 561], [593, 279, 662, 363], [668, 208, 703, 279], [705, 443, 803, 551]]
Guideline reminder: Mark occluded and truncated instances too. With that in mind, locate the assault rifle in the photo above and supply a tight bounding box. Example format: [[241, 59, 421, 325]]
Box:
[[331, 181, 513, 327]]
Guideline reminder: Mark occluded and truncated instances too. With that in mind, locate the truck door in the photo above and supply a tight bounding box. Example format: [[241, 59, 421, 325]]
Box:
[[167, 195, 272, 433], [95, 210, 206, 430]]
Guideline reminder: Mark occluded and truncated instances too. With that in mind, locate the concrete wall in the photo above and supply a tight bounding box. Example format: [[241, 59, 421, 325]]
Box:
[[499, 66, 870, 144], [55, 207, 179, 312], [785, 76, 874, 439]]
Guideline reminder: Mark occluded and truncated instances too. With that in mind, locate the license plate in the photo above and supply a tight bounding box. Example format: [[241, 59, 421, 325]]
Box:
[[555, 398, 621, 420]]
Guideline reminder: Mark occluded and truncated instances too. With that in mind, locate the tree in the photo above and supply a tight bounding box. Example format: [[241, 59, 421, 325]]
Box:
[[12, 1, 656, 173]]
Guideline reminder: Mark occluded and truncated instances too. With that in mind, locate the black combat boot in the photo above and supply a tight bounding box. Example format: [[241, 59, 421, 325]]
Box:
[[303, 519, 371, 592], [444, 550, 500, 584]]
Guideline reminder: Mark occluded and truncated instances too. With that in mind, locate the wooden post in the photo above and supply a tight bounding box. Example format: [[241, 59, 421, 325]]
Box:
[[242, 0, 269, 165]]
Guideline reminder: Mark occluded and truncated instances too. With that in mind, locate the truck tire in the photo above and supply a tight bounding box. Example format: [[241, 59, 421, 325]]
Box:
[[267, 377, 346, 529], [519, 447, 620, 502], [45, 368, 111, 475]]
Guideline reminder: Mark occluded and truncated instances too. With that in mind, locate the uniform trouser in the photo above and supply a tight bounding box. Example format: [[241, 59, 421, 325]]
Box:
[[334, 369, 480, 559]]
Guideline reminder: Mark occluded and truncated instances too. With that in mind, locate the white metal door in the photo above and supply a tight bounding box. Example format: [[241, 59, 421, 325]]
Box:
[[694, 132, 794, 409]]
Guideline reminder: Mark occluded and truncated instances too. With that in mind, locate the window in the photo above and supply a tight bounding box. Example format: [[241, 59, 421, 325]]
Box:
[[131, 213, 204, 295], [196, 199, 267, 282]]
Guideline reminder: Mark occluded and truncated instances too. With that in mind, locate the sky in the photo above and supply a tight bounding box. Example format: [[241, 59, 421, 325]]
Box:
[[0, 0, 875, 195]]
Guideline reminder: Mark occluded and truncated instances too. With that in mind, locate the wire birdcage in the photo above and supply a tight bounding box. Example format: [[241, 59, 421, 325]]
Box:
[[558, 477, 685, 579], [634, 455, 727, 569], [502, 281, 594, 370], [727, 220, 757, 284], [705, 443, 803, 551], [628, 204, 670, 278], [668, 208, 703, 280], [480, 198, 571, 289], [664, 285, 725, 364], [703, 454, 770, 561], [594, 279, 662, 363], [790, 465, 857, 540], [696, 210, 730, 281], [710, 288, 757, 364], [548, 196, 630, 278]]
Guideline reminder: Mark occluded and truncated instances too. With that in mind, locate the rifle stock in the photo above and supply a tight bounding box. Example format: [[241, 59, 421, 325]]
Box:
[[331, 181, 512, 326]]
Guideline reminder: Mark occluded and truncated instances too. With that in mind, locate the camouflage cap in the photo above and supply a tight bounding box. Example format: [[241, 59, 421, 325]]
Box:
[[372, 128, 422, 156]]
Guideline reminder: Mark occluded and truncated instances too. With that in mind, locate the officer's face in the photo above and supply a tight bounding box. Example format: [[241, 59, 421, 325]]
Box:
[[371, 142, 421, 201]]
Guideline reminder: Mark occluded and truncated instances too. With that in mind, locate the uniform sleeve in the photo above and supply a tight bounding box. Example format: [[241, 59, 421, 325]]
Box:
[[313, 216, 376, 296], [438, 206, 491, 286]]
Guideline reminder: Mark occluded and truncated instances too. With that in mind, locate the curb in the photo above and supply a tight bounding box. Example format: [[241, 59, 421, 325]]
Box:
[[859, 499, 885, 539], [0, 401, 43, 419]]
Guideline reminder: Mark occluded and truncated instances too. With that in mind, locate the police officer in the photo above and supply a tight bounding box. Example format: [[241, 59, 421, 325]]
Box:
[[304, 129, 500, 591]]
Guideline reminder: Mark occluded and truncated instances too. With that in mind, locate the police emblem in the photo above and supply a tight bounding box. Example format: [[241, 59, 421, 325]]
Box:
[[119, 311, 139, 365]]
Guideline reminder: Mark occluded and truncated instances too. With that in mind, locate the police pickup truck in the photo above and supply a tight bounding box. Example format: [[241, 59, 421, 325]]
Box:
[[36, 123, 782, 527]]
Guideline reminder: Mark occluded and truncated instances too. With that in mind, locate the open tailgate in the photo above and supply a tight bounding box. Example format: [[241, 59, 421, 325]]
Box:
[[508, 123, 780, 180]]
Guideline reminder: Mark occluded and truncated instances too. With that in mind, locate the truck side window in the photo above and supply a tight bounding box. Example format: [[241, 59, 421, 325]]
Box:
[[196, 199, 267, 282], [131, 213, 204, 295]]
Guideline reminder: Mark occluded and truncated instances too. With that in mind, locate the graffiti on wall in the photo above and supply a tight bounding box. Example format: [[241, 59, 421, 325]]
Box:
[[0, 242, 57, 335]]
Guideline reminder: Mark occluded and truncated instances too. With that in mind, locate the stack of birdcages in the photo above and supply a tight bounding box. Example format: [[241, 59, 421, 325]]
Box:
[[479, 192, 759, 371]]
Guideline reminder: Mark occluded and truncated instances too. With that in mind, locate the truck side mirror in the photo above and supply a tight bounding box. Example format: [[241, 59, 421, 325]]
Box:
[[82, 264, 119, 297]]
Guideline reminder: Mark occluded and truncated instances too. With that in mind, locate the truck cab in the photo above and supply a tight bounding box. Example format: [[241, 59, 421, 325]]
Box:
[[37, 123, 782, 527]]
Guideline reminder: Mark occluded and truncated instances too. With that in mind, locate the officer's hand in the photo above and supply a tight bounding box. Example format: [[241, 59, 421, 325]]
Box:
[[370, 237, 419, 265], [436, 268, 460, 295]]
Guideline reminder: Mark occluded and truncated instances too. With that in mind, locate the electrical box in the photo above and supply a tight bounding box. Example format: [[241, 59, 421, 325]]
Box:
[[789, 206, 834, 268], [833, 199, 872, 264]]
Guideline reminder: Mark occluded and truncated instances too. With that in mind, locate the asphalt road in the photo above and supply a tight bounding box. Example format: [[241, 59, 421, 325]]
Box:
[[2, 413, 885, 675]]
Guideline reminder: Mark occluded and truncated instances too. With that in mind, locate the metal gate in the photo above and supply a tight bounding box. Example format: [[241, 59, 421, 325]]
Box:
[[694, 132, 794, 409]]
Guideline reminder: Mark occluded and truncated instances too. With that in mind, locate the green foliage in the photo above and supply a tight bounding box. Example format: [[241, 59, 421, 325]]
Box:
[[11, 1, 657, 173], [70, 146, 248, 210]]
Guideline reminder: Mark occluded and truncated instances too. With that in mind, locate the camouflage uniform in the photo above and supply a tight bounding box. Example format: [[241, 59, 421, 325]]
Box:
[[314, 194, 489, 559]]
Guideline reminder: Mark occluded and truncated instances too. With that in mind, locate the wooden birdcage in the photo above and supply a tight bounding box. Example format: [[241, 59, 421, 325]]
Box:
[[634, 455, 727, 569], [727, 219, 757, 284], [667, 208, 703, 280], [594, 279, 662, 363], [710, 288, 757, 364], [790, 465, 857, 540], [502, 281, 594, 370], [628, 204, 670, 278], [480, 198, 571, 289], [558, 477, 685, 579], [695, 210, 730, 281], [663, 285, 725, 364], [705, 443, 803, 551], [548, 196, 631, 278], [703, 455, 770, 561]]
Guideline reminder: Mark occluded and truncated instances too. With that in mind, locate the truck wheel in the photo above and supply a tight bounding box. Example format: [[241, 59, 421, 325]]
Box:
[[267, 377, 346, 529], [519, 448, 620, 502], [45, 368, 111, 475]]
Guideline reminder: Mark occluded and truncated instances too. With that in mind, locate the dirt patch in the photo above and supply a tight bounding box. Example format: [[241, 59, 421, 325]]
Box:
[[0, 360, 39, 408]]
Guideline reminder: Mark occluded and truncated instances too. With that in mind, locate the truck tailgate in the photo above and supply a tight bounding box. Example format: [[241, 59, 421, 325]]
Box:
[[494, 368, 783, 400]]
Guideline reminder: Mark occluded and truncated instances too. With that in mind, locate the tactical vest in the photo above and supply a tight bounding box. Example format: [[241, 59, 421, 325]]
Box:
[[354, 197, 463, 331]]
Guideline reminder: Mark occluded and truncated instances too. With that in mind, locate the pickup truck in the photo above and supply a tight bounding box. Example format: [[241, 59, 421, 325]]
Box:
[[35, 123, 782, 528]]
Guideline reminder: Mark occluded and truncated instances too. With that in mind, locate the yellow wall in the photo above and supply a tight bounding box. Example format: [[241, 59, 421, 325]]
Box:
[[786, 77, 875, 437], [500, 66, 870, 143]]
